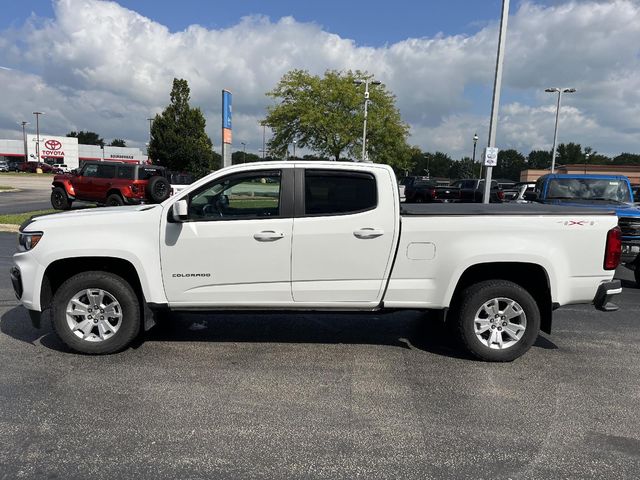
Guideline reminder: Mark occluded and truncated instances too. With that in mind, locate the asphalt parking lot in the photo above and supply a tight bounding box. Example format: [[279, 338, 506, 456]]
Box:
[[1, 229, 639, 479]]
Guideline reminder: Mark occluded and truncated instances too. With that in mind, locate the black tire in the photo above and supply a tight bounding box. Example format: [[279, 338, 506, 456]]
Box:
[[453, 280, 540, 362], [51, 187, 72, 210], [106, 193, 125, 207], [146, 176, 171, 203], [634, 264, 640, 288], [51, 271, 141, 354]]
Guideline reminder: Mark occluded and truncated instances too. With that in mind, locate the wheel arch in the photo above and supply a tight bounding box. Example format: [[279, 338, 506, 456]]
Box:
[[106, 189, 124, 200], [42, 257, 145, 312], [52, 181, 73, 196], [449, 262, 553, 334]]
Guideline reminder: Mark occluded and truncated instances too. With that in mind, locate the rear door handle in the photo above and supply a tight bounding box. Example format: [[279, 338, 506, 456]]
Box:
[[254, 230, 285, 242], [353, 228, 384, 239]]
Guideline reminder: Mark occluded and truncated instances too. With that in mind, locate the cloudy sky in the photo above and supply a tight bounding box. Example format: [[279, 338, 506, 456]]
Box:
[[1, 0, 639, 159]]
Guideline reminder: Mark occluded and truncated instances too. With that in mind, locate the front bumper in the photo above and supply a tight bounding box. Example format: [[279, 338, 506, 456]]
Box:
[[10, 265, 42, 328], [593, 280, 622, 312]]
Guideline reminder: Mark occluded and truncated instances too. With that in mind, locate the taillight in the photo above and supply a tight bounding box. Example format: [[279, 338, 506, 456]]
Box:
[[604, 226, 622, 270], [497, 190, 505, 200], [130, 184, 139, 193], [429, 188, 437, 199]]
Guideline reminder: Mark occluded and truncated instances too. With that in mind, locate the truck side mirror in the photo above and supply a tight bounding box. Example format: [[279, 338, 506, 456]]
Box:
[[171, 199, 189, 222]]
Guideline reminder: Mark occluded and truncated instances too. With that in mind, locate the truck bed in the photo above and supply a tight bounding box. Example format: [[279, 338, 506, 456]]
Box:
[[400, 203, 617, 216]]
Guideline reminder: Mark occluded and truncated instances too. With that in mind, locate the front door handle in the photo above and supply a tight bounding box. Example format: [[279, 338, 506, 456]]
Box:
[[254, 230, 285, 242], [353, 228, 384, 239]]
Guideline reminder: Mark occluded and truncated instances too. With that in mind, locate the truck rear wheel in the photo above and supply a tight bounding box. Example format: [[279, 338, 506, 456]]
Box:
[[51, 187, 72, 210], [51, 271, 141, 354], [453, 280, 540, 362]]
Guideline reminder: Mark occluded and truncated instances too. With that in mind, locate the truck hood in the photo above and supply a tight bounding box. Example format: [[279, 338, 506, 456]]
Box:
[[21, 205, 162, 231]]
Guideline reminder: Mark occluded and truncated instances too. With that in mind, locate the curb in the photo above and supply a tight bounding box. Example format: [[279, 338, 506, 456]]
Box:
[[0, 224, 19, 233]]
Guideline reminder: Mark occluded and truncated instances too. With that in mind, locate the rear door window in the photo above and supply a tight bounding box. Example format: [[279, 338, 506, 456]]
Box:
[[304, 170, 377, 216], [117, 165, 135, 180], [82, 164, 99, 177], [97, 164, 116, 179]]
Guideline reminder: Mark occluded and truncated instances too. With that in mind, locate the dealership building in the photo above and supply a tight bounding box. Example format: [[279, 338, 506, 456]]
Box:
[[0, 134, 148, 169]]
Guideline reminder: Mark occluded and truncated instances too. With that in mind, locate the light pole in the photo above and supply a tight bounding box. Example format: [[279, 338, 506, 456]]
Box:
[[32, 111, 44, 166], [146, 117, 153, 142], [354, 78, 381, 162], [482, 0, 510, 204], [545, 87, 576, 173], [472, 133, 479, 178], [292, 140, 296, 160], [584, 152, 590, 174], [240, 142, 246, 163], [262, 124, 266, 159], [19, 121, 29, 161]]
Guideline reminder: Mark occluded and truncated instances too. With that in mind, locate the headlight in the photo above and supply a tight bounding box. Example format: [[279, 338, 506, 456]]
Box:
[[18, 231, 43, 251]]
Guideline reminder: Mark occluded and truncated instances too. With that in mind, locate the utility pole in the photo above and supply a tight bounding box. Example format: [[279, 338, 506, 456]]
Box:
[[546, 87, 576, 173], [262, 124, 266, 159], [472, 133, 479, 177], [19, 121, 29, 161], [32, 111, 44, 167], [241, 142, 246, 163], [353, 78, 381, 162], [483, 0, 510, 204]]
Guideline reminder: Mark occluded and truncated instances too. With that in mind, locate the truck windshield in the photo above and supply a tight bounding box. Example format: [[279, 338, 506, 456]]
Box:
[[546, 178, 631, 203]]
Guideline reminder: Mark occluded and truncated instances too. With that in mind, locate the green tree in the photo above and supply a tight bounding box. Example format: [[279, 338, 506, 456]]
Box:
[[449, 157, 475, 180], [109, 138, 127, 147], [231, 150, 261, 165], [409, 151, 454, 178], [263, 69, 409, 167], [148, 78, 214, 178], [495, 149, 526, 181], [612, 153, 640, 165], [527, 150, 552, 169], [67, 130, 104, 147], [556, 142, 583, 165]]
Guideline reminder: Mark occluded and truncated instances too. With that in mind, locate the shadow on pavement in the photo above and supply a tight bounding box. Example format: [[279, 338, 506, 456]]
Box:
[[2, 306, 557, 359]]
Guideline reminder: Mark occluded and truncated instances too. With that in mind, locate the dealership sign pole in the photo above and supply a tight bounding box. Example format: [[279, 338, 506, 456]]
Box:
[[482, 0, 509, 204], [221, 90, 232, 168]]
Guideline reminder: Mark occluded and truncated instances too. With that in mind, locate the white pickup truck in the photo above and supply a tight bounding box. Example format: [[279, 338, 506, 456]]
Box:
[[11, 162, 622, 361]]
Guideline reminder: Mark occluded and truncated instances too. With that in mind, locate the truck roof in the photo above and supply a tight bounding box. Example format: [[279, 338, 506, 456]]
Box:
[[541, 173, 630, 181]]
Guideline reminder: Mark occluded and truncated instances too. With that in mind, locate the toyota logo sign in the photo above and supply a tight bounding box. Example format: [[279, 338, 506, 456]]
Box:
[[44, 139, 62, 151]]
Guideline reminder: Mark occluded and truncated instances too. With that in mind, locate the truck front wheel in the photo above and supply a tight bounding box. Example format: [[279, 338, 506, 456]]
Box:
[[453, 280, 540, 362], [51, 271, 141, 354]]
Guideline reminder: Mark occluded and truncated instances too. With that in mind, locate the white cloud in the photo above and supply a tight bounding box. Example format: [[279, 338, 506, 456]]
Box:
[[0, 0, 639, 159]]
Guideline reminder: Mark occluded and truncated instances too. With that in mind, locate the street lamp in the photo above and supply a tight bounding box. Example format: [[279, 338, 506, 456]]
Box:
[[32, 111, 44, 166], [292, 140, 296, 160], [472, 133, 479, 177], [545, 87, 576, 173], [240, 142, 246, 163], [354, 78, 381, 162], [146, 117, 153, 142], [584, 152, 590, 174], [18, 121, 29, 161]]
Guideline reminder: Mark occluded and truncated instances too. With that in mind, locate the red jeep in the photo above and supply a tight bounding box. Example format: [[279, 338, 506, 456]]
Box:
[[51, 161, 171, 210]]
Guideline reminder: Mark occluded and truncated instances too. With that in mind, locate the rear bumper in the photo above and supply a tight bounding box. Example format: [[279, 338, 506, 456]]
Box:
[[593, 280, 622, 312]]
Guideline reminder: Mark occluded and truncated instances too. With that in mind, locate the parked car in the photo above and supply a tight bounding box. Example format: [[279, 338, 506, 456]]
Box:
[[398, 176, 429, 202], [0, 160, 9, 172], [404, 179, 460, 203], [8, 160, 22, 172], [50, 161, 171, 209], [15, 161, 621, 361], [450, 179, 504, 203], [529, 174, 640, 285], [503, 182, 536, 203], [19, 162, 62, 174], [52, 163, 70, 173], [169, 171, 195, 195]]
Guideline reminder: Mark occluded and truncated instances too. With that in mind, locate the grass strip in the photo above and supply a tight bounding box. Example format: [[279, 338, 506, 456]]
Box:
[[0, 209, 59, 225]]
